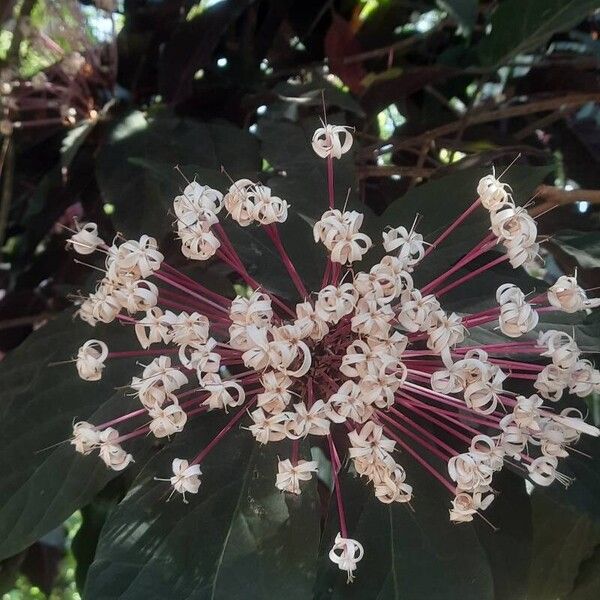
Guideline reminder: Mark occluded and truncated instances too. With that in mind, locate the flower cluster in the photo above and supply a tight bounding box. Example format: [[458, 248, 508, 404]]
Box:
[[65, 123, 599, 583]]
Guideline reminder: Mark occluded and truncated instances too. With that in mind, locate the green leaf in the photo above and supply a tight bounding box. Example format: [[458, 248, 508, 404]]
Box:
[[314, 452, 494, 599], [96, 111, 261, 240], [550, 230, 600, 270], [528, 492, 600, 600], [436, 0, 478, 34], [0, 312, 144, 561], [476, 0, 600, 67], [72, 479, 125, 592], [474, 470, 533, 600], [85, 425, 321, 600]]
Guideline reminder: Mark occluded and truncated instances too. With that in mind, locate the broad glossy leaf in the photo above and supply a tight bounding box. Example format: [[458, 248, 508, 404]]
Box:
[[474, 470, 533, 600], [550, 230, 600, 270], [72, 478, 126, 592], [476, 0, 600, 67], [0, 312, 144, 560], [85, 424, 321, 600], [528, 493, 600, 600]]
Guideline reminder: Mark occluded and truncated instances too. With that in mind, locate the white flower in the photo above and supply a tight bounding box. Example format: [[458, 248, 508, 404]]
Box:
[[469, 435, 505, 471], [538, 330, 580, 370], [512, 394, 544, 431], [568, 359, 600, 397], [360, 368, 404, 409], [348, 421, 395, 463], [373, 466, 413, 504], [135, 307, 176, 349], [312, 124, 353, 159], [499, 422, 528, 458], [448, 453, 493, 492], [527, 456, 561, 487], [230, 292, 273, 327], [224, 179, 257, 226], [179, 338, 221, 378], [287, 400, 330, 437], [98, 428, 134, 471], [113, 278, 159, 314], [449, 491, 494, 523], [397, 289, 440, 332], [179, 222, 221, 261], [173, 181, 223, 226], [534, 364, 568, 401], [85, 288, 121, 323], [202, 373, 245, 412], [131, 356, 188, 408], [149, 403, 188, 438], [257, 371, 292, 413], [275, 459, 318, 494], [330, 230, 372, 265], [313, 210, 372, 265], [548, 275, 600, 313], [329, 533, 364, 582], [107, 235, 164, 279], [327, 381, 373, 424], [382, 226, 425, 269], [71, 421, 100, 455], [248, 408, 290, 444], [477, 174, 512, 211], [251, 185, 289, 224], [506, 240, 539, 269], [426, 310, 465, 360], [171, 311, 210, 347], [496, 283, 538, 338], [490, 206, 537, 248], [68, 222, 105, 255], [315, 283, 358, 324], [351, 299, 394, 339], [169, 458, 202, 502], [268, 337, 312, 378], [463, 364, 506, 415], [294, 301, 329, 341], [76, 339, 109, 381], [354, 260, 411, 304]]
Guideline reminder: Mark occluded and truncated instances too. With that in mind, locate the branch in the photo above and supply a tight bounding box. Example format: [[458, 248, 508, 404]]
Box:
[[357, 165, 434, 179], [530, 185, 600, 217], [363, 93, 600, 156]]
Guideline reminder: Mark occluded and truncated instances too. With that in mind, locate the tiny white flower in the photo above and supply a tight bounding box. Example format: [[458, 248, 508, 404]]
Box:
[[169, 458, 202, 502], [275, 459, 318, 494], [98, 428, 134, 471], [71, 421, 100, 455], [76, 339, 109, 381], [496, 283, 538, 338], [477, 174, 512, 211], [312, 124, 353, 159], [68, 222, 105, 255], [547, 275, 600, 313], [329, 533, 364, 582]]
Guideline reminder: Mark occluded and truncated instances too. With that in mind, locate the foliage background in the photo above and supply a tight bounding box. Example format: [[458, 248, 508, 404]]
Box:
[[1, 1, 600, 598]]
